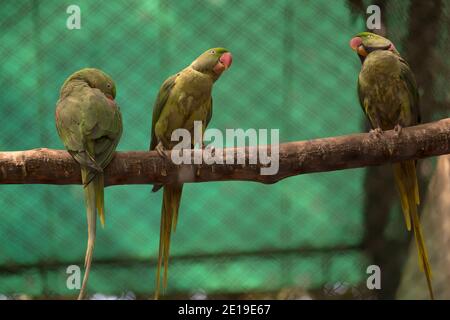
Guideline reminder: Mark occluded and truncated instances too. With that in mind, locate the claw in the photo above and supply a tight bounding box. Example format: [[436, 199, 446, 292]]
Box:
[[394, 124, 403, 137], [369, 127, 383, 139], [209, 146, 216, 157], [155, 142, 169, 160], [202, 143, 215, 156]]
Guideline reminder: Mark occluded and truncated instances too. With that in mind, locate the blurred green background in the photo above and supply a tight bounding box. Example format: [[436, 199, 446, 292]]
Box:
[[0, 0, 448, 299]]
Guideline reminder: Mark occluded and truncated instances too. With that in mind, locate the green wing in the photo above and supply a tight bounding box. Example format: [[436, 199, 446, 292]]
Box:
[[356, 77, 366, 117], [149, 74, 178, 150], [88, 94, 123, 170], [398, 57, 420, 125], [56, 88, 122, 174], [206, 97, 213, 127]]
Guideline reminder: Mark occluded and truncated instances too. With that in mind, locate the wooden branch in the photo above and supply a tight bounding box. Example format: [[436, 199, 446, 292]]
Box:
[[1, 118, 449, 186]]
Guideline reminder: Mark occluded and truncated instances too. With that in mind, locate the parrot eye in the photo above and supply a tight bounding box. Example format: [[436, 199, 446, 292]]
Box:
[[106, 83, 111, 88], [210, 50, 216, 54]]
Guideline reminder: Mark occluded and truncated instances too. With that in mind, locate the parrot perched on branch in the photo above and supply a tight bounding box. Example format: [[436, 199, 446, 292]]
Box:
[[150, 48, 232, 298], [350, 32, 433, 299], [55, 68, 123, 300]]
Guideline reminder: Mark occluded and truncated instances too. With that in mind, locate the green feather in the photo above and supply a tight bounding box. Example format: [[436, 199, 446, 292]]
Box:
[[55, 68, 122, 299], [353, 36, 432, 299], [150, 48, 229, 299]]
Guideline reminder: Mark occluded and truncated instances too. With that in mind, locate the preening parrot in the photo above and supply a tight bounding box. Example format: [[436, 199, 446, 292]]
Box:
[[350, 32, 433, 299], [55, 68, 123, 300], [150, 48, 232, 298]]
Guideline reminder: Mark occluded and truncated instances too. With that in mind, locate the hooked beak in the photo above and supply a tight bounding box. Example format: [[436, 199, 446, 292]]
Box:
[[350, 37, 362, 51], [350, 37, 368, 57], [213, 52, 233, 75], [219, 52, 233, 70]]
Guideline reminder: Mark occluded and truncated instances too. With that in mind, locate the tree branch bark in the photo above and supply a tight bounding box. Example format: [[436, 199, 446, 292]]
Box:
[[1, 118, 449, 186]]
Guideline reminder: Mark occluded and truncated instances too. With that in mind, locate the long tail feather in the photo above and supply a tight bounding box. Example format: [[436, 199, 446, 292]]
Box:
[[154, 184, 183, 299], [95, 174, 105, 227], [393, 161, 434, 299], [78, 169, 102, 300]]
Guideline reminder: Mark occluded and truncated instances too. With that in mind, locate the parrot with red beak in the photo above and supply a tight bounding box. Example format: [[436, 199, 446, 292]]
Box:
[[55, 68, 123, 299], [350, 32, 433, 299], [149, 48, 232, 298]]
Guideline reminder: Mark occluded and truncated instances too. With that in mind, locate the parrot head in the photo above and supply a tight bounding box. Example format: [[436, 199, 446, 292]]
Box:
[[350, 32, 399, 63], [61, 68, 116, 100], [191, 47, 232, 81]]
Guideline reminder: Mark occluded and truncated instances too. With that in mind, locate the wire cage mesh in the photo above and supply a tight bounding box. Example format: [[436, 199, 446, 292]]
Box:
[[0, 0, 449, 299]]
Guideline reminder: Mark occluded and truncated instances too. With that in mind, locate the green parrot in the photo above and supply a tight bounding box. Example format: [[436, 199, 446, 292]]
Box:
[[150, 48, 232, 298], [55, 68, 123, 300], [350, 32, 433, 299]]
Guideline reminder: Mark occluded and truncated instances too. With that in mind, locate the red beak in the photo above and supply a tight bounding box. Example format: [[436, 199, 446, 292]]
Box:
[[350, 37, 369, 57], [350, 37, 362, 51], [219, 52, 233, 69]]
